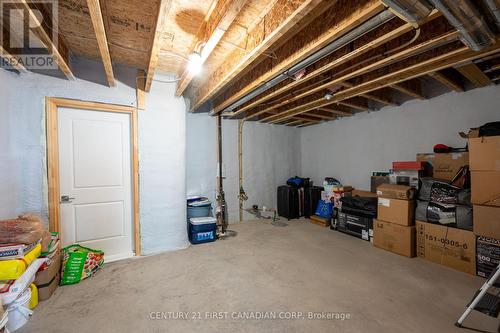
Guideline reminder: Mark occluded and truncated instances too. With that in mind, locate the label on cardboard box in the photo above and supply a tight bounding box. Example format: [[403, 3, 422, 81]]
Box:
[[476, 236, 500, 278], [416, 221, 475, 275], [378, 198, 391, 207]]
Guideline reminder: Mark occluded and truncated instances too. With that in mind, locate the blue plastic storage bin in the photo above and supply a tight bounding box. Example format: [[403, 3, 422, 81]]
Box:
[[188, 217, 217, 244]]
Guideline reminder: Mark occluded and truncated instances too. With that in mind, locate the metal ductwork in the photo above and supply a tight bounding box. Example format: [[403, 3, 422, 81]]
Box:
[[216, 9, 396, 115], [382, 0, 434, 25], [484, 0, 500, 29], [428, 0, 496, 51]]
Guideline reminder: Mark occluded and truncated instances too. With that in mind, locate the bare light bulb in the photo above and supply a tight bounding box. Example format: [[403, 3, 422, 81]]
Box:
[[188, 52, 202, 76]]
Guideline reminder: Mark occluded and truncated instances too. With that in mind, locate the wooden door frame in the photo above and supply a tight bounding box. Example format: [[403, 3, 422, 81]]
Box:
[[45, 97, 141, 256]]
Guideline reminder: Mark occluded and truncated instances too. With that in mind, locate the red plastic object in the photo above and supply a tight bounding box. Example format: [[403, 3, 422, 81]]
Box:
[[392, 161, 426, 170]]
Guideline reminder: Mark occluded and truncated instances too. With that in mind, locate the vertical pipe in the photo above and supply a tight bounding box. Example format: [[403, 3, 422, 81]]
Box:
[[215, 114, 227, 234], [238, 119, 245, 222]]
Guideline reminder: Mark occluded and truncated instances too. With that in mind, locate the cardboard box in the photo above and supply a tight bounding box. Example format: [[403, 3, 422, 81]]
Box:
[[469, 136, 500, 171], [37, 273, 60, 301], [371, 176, 390, 193], [416, 221, 476, 275], [34, 251, 61, 301], [377, 198, 414, 226], [473, 205, 500, 239], [376, 184, 415, 200], [417, 152, 469, 181], [373, 219, 415, 257], [352, 189, 378, 198], [337, 211, 373, 241], [476, 236, 500, 278], [471, 171, 500, 207]]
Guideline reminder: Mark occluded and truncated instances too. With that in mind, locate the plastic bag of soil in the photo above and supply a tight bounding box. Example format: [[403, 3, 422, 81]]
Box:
[[60, 245, 104, 285], [0, 214, 45, 245], [418, 178, 471, 205]]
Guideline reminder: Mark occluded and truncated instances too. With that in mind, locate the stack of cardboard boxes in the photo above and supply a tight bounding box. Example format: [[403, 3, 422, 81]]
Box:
[[373, 184, 416, 257], [469, 135, 500, 278], [415, 152, 476, 275]]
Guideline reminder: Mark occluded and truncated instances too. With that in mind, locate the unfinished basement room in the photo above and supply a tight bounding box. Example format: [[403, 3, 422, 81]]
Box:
[[1, 0, 500, 332]]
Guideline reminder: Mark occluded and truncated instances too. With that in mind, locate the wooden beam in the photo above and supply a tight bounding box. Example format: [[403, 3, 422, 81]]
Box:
[[297, 120, 320, 128], [484, 63, 500, 73], [191, 0, 385, 113], [338, 99, 373, 112], [0, 46, 27, 72], [253, 31, 459, 121], [18, 0, 74, 79], [305, 110, 337, 120], [391, 80, 425, 100], [228, 11, 442, 118], [136, 70, 146, 110], [145, 0, 172, 91], [175, 0, 247, 96], [285, 119, 304, 126], [318, 107, 353, 117], [428, 70, 463, 92], [456, 63, 492, 88], [363, 92, 397, 106], [87, 0, 114, 86], [264, 43, 500, 123]]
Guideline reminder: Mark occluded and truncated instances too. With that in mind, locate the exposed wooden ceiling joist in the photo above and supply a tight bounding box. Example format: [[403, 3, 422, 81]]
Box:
[[338, 99, 374, 112], [284, 119, 304, 126], [297, 120, 321, 128], [340, 82, 398, 106], [362, 90, 398, 106], [0, 48, 27, 73], [253, 30, 459, 122], [263, 42, 500, 123], [428, 70, 464, 92], [18, 0, 74, 80], [175, 0, 248, 96], [391, 80, 425, 100], [86, 0, 115, 87], [305, 110, 337, 120], [189, 0, 385, 113], [145, 0, 172, 91], [228, 10, 442, 119], [318, 107, 353, 117], [186, 0, 332, 110], [456, 63, 493, 88]]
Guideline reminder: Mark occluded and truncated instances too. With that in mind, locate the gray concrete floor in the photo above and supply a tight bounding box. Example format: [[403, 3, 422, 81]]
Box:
[[20, 219, 499, 333]]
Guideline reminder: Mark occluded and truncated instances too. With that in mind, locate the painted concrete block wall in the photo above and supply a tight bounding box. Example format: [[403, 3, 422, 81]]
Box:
[[186, 114, 301, 222], [0, 59, 188, 254], [300, 85, 500, 190]]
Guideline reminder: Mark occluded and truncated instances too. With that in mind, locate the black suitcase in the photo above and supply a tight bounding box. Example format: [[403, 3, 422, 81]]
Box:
[[277, 186, 299, 220], [304, 186, 324, 218]]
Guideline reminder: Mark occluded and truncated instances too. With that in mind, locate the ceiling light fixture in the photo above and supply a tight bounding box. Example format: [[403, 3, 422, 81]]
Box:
[[324, 92, 333, 100], [188, 51, 203, 76]]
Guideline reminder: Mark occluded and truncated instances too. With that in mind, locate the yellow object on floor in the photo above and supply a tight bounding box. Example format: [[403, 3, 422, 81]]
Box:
[[29, 284, 38, 309], [0, 244, 41, 280]]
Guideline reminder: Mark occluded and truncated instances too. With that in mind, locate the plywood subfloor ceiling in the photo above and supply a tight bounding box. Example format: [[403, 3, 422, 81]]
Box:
[[3, 0, 500, 127]]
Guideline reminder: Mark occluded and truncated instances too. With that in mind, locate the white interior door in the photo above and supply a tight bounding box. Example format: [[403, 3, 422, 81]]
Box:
[[58, 107, 134, 262]]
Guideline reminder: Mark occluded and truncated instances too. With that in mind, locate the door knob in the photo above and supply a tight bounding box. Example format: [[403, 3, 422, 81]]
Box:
[[60, 195, 75, 203]]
